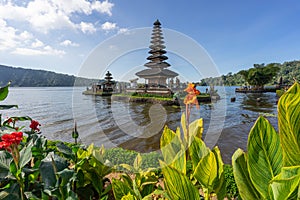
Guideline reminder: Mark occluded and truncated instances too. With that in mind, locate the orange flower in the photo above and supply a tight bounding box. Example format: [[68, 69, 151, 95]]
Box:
[[184, 83, 200, 108]]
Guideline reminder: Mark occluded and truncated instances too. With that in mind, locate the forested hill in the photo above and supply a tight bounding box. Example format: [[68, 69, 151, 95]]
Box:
[[199, 60, 300, 86], [0, 65, 98, 87]]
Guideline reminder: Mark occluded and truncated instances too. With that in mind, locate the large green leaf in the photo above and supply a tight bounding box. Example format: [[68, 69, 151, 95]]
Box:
[[181, 113, 188, 143], [0, 182, 21, 200], [39, 152, 68, 189], [193, 151, 217, 192], [160, 161, 200, 200], [0, 151, 12, 179], [247, 116, 282, 198], [19, 140, 33, 168], [278, 82, 300, 166], [160, 126, 185, 173], [0, 82, 10, 101], [212, 147, 226, 200], [112, 178, 135, 200], [232, 149, 261, 200], [269, 166, 300, 200], [189, 118, 203, 139], [189, 136, 210, 169]]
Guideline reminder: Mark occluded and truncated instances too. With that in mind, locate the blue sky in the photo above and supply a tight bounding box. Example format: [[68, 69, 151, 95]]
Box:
[[1, 0, 300, 81]]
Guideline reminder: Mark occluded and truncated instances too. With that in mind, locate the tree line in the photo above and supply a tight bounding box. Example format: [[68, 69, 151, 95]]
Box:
[[0, 65, 98, 87], [199, 60, 300, 86]]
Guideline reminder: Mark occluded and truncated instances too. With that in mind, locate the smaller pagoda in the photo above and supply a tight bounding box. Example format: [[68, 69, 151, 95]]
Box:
[[136, 20, 178, 88], [83, 71, 116, 96]]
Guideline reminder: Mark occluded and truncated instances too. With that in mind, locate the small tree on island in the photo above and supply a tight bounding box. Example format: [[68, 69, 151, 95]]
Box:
[[238, 63, 280, 89]]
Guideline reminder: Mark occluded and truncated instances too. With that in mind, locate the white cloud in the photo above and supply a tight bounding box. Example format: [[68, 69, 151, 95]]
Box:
[[0, 19, 33, 50], [79, 22, 96, 34], [0, 0, 115, 34], [118, 28, 128, 34], [101, 21, 117, 31], [31, 39, 44, 48], [60, 39, 79, 47], [12, 46, 65, 56], [92, 0, 114, 16]]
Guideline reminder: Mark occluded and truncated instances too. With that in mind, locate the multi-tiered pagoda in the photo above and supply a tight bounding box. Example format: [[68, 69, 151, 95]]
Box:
[[136, 20, 178, 87]]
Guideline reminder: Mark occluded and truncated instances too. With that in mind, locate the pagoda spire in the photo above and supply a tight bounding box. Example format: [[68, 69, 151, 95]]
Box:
[[144, 19, 170, 69], [135, 20, 178, 86]]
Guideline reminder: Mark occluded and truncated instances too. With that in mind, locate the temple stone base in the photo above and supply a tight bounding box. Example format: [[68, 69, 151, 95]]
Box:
[[126, 88, 173, 97]]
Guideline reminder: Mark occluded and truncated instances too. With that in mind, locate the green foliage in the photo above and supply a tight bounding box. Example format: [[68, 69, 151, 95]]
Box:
[[232, 82, 300, 200], [238, 63, 280, 88], [104, 147, 162, 170], [160, 114, 226, 200], [112, 153, 159, 200], [223, 164, 238, 198], [200, 60, 300, 86]]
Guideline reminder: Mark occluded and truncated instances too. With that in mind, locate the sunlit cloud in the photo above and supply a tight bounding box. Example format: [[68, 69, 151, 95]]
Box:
[[0, 0, 114, 34], [79, 22, 96, 34], [12, 46, 65, 56], [60, 39, 79, 47], [101, 21, 117, 31]]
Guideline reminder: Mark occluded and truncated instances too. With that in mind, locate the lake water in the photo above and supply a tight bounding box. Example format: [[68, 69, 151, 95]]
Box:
[[1, 86, 279, 163]]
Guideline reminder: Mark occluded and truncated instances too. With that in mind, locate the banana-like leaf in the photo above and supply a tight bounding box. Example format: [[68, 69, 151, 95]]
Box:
[[19, 140, 33, 169], [181, 114, 203, 145], [160, 126, 185, 173], [247, 116, 282, 199], [269, 166, 300, 200], [232, 149, 261, 200], [189, 136, 210, 169], [212, 147, 226, 200], [278, 82, 300, 166], [170, 149, 186, 175], [193, 151, 218, 192], [160, 161, 200, 200], [0, 82, 10, 101], [189, 118, 203, 139], [112, 178, 135, 200], [0, 151, 12, 179]]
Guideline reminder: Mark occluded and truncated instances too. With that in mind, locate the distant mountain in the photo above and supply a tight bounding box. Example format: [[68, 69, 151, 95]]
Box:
[[199, 60, 300, 86], [0, 64, 99, 87]]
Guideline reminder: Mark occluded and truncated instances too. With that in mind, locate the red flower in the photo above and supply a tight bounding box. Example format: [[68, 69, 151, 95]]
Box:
[[0, 141, 11, 149], [0, 132, 23, 151], [30, 120, 41, 131], [7, 118, 13, 124]]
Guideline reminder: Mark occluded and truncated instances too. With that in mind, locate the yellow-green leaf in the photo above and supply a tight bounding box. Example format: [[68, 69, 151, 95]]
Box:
[[212, 147, 226, 200], [189, 137, 210, 169], [247, 116, 282, 199], [189, 118, 203, 139], [181, 113, 188, 142], [269, 166, 300, 200], [160, 126, 184, 170], [278, 82, 300, 166], [133, 153, 142, 170], [193, 151, 217, 191], [232, 149, 261, 200], [160, 161, 200, 200]]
